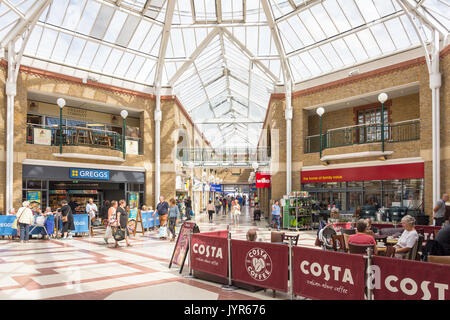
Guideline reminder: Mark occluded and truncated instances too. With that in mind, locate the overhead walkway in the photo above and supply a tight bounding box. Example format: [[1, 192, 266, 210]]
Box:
[[178, 147, 270, 168]]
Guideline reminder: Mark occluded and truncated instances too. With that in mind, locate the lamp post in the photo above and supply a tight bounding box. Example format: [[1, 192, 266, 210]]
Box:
[[378, 93, 388, 153], [57, 98, 66, 154], [316, 107, 325, 160], [120, 110, 128, 160]]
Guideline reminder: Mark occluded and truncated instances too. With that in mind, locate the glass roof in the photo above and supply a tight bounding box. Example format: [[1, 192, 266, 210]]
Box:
[[1, 0, 448, 147]]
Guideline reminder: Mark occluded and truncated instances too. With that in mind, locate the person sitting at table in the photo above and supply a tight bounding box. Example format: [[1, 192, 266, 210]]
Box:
[[435, 222, 450, 256], [365, 218, 378, 234], [246, 228, 262, 242], [348, 219, 377, 255], [393, 215, 419, 259]]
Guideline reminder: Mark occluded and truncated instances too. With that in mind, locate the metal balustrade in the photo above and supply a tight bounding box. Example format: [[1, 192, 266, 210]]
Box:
[[304, 119, 420, 154], [26, 123, 142, 155], [178, 147, 271, 167]]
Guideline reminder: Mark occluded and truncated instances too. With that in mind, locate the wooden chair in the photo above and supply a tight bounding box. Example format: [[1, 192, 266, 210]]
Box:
[[76, 129, 89, 145], [282, 233, 299, 246], [405, 234, 424, 261], [331, 234, 347, 252], [343, 233, 350, 251], [428, 255, 450, 265], [348, 243, 374, 255], [341, 228, 356, 235], [270, 231, 285, 243], [385, 245, 396, 258]]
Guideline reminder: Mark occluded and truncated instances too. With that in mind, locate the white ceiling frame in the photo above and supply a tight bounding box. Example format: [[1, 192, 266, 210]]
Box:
[[2, 0, 26, 19], [219, 31, 232, 109], [192, 61, 218, 118], [261, 0, 293, 86], [399, 0, 448, 36], [195, 118, 263, 124], [275, 0, 323, 23], [97, 0, 164, 26], [153, 0, 176, 89], [221, 27, 280, 84], [168, 27, 221, 86], [171, 22, 268, 28]]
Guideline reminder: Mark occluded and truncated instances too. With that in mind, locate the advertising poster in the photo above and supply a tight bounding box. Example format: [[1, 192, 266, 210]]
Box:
[[371, 256, 450, 300], [191, 233, 228, 278], [27, 191, 41, 211], [292, 246, 366, 300], [33, 127, 52, 145], [169, 221, 198, 273], [126, 139, 139, 155], [231, 240, 289, 292], [128, 192, 139, 209]]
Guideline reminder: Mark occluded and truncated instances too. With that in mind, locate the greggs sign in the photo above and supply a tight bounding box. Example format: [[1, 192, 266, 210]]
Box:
[[255, 173, 271, 188], [301, 162, 424, 183]]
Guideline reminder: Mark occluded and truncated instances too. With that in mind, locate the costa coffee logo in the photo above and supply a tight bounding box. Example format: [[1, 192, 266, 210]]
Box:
[[245, 248, 272, 281], [192, 243, 223, 259]]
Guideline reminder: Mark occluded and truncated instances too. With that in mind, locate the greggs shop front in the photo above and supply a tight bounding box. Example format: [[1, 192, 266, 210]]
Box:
[[301, 161, 425, 222]]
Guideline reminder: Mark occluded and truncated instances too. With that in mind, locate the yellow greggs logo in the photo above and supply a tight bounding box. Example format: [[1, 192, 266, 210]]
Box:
[[72, 170, 78, 177]]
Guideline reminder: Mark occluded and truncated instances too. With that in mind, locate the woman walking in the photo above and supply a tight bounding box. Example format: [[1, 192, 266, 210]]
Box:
[[231, 200, 241, 228], [61, 200, 75, 240], [271, 200, 281, 231], [206, 200, 215, 223], [104, 200, 118, 244], [168, 199, 180, 241], [17, 201, 33, 243], [115, 199, 131, 248]]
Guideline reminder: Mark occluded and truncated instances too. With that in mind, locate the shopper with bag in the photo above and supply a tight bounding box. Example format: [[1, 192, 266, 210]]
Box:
[[206, 200, 215, 223], [60, 200, 75, 240], [15, 201, 33, 243], [154, 196, 169, 239], [231, 200, 241, 228], [114, 200, 131, 248], [168, 199, 180, 242], [104, 200, 118, 244]]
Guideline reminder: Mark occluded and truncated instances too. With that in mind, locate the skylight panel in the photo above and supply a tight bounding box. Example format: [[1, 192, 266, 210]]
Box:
[[370, 23, 396, 53], [320, 43, 344, 69], [289, 16, 314, 47], [384, 18, 411, 50], [65, 37, 86, 65], [103, 49, 124, 74], [36, 28, 58, 59], [0, 8, 19, 38], [62, 0, 86, 30], [278, 20, 302, 53], [308, 47, 332, 73], [135, 59, 156, 82], [103, 10, 128, 43], [91, 45, 112, 70], [332, 38, 355, 65], [168, 28, 185, 58], [195, 28, 208, 46], [246, 0, 263, 23], [116, 14, 141, 47], [175, 0, 193, 24], [270, 0, 294, 19], [23, 25, 43, 56], [298, 10, 326, 42], [51, 33, 72, 61], [372, 0, 396, 17], [310, 4, 339, 38], [150, 33, 162, 56], [222, 0, 244, 21], [356, 29, 382, 58], [343, 34, 368, 62], [128, 20, 151, 50], [90, 4, 115, 40], [400, 15, 420, 44], [355, 0, 380, 22], [46, 0, 70, 26], [258, 25, 271, 55], [164, 62, 178, 81], [78, 41, 99, 68], [337, 0, 364, 28], [140, 24, 161, 53], [76, 0, 101, 35], [214, 100, 231, 117], [322, 0, 351, 32], [15, 0, 35, 14], [194, 0, 217, 22]]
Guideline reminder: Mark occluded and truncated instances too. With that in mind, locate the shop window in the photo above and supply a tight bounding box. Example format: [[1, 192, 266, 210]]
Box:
[[347, 191, 363, 212], [27, 114, 42, 125], [363, 180, 381, 209], [347, 181, 363, 188], [354, 102, 391, 143], [46, 117, 65, 127]]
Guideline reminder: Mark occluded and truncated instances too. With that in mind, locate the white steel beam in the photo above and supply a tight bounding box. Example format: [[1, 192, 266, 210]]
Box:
[[399, 0, 448, 36], [168, 27, 221, 86], [194, 118, 263, 124]]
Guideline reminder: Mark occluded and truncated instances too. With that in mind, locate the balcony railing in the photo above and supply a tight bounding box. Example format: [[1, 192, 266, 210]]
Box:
[[177, 147, 271, 165], [27, 123, 142, 155], [304, 119, 420, 153]]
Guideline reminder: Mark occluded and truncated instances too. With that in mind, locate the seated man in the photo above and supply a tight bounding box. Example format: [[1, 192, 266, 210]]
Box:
[[348, 219, 377, 255], [435, 222, 450, 256], [246, 228, 262, 242], [365, 218, 378, 234]]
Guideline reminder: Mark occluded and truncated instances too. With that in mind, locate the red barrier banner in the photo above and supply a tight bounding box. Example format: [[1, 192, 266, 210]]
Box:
[[231, 240, 289, 292], [292, 247, 366, 300], [191, 234, 228, 278], [371, 256, 450, 300], [199, 230, 228, 238]]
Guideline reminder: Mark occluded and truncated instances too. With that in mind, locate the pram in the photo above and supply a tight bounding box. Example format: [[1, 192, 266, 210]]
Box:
[[318, 223, 336, 250]]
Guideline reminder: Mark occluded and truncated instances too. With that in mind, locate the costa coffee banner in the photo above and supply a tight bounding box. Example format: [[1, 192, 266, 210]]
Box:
[[371, 256, 450, 300], [292, 247, 366, 300], [231, 240, 289, 292], [191, 234, 228, 278], [301, 162, 424, 183], [255, 173, 271, 188]]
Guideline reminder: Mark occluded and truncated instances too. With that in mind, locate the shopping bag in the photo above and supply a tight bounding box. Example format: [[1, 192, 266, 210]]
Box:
[[11, 218, 18, 230], [159, 226, 168, 238], [112, 227, 125, 241]]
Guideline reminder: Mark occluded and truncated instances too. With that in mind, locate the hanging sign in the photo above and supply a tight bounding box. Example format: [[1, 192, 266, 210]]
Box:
[[210, 184, 222, 192], [255, 173, 271, 188], [70, 168, 110, 180]]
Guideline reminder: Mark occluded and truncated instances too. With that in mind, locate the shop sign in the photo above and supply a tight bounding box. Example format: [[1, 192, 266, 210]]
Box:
[[33, 128, 52, 145], [191, 233, 228, 278], [210, 184, 222, 192], [70, 168, 110, 180], [371, 256, 450, 300], [126, 139, 139, 155], [184, 180, 189, 191], [231, 240, 289, 292], [292, 246, 366, 300], [169, 221, 199, 273], [301, 162, 424, 183], [255, 173, 271, 188]]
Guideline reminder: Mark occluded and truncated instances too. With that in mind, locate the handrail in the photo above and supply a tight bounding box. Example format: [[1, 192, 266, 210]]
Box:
[[325, 119, 420, 132]]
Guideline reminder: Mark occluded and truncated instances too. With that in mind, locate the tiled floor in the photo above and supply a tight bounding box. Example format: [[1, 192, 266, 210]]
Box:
[[0, 207, 317, 300]]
